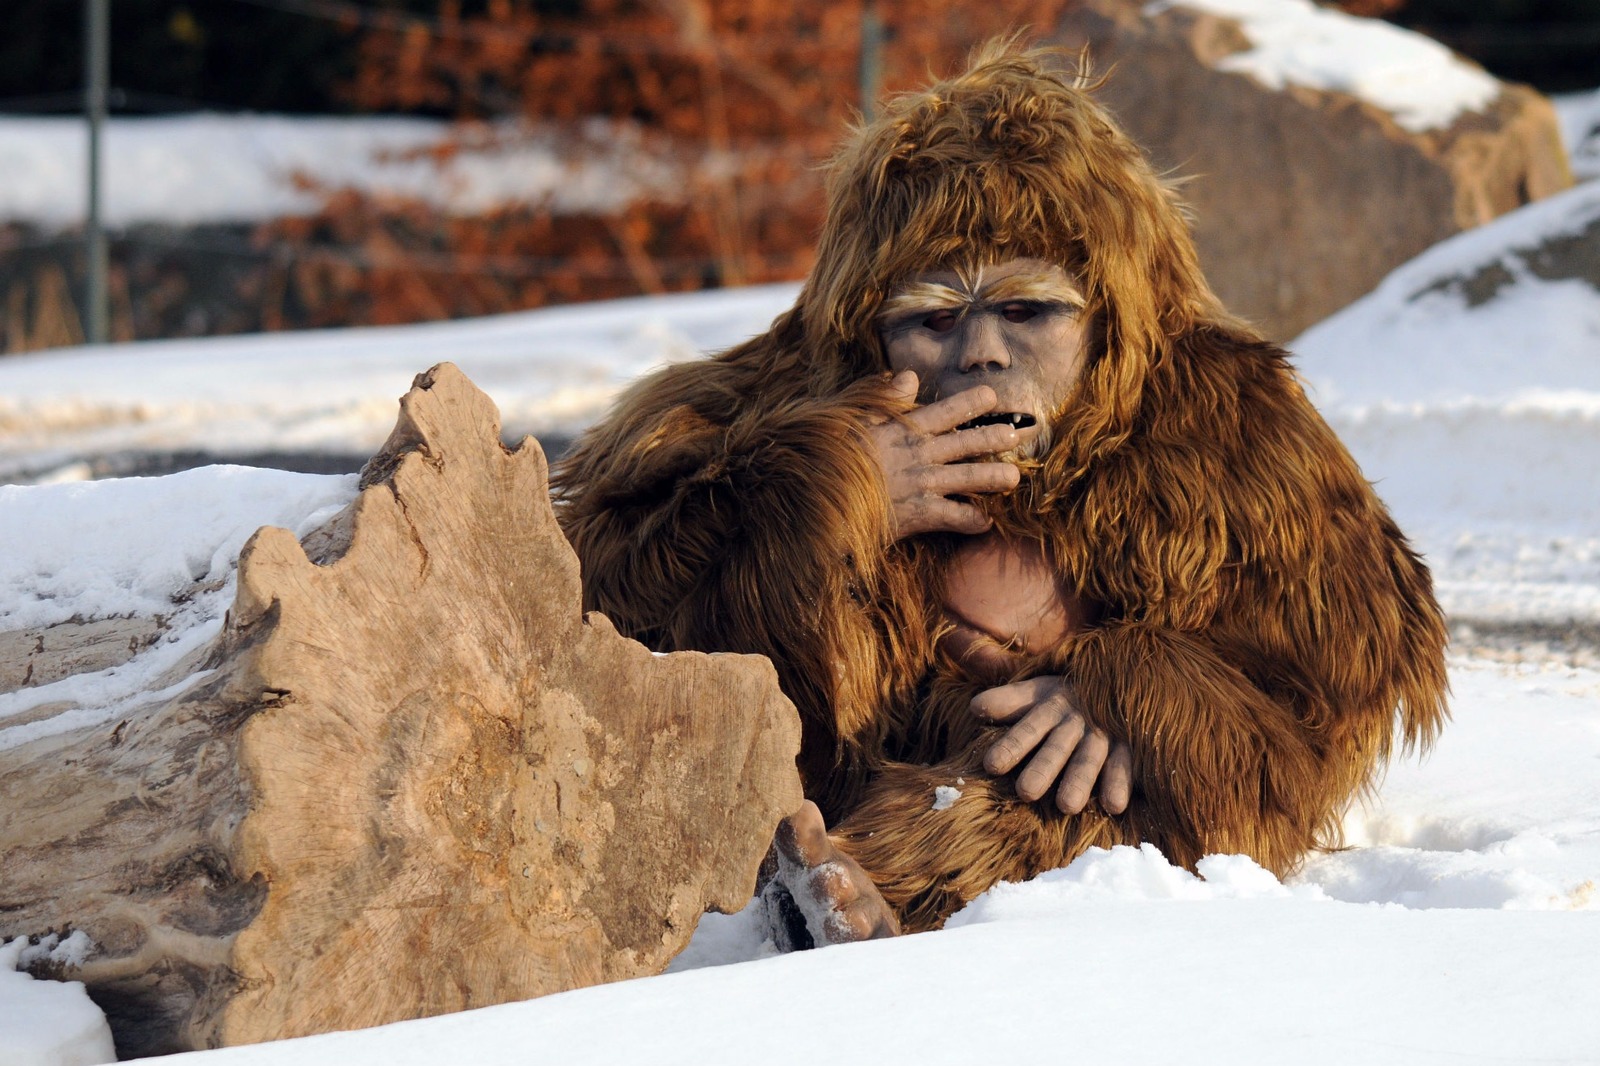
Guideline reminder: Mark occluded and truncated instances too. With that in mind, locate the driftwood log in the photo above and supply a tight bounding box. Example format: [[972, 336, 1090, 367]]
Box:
[[0, 363, 803, 1058]]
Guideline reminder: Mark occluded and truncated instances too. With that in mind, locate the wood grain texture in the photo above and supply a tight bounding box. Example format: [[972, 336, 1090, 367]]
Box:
[[0, 362, 803, 1057]]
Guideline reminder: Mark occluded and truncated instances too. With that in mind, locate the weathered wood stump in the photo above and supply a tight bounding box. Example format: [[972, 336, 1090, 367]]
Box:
[[0, 363, 803, 1058]]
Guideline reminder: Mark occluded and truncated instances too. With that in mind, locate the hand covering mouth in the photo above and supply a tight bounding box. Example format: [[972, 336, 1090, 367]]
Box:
[[957, 412, 1038, 431]]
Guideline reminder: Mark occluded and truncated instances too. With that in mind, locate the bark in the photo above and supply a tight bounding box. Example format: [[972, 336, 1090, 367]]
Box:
[[0, 363, 802, 1058]]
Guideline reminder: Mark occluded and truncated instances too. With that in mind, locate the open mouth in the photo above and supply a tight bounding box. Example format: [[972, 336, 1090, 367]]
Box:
[[958, 412, 1037, 431]]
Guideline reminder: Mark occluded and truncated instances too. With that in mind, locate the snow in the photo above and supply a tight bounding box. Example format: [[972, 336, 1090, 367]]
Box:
[[5, 131, 1600, 1066], [0, 283, 800, 484], [1555, 85, 1600, 182], [1146, 0, 1503, 132], [0, 938, 115, 1066], [0, 467, 352, 632], [1292, 179, 1600, 625], [0, 5, 1530, 231], [0, 467, 355, 753], [0, 115, 683, 228], [930, 784, 961, 810], [122, 886, 1600, 1066]]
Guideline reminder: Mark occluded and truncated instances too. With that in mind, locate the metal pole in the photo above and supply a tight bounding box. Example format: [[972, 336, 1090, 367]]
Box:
[[859, 3, 883, 123], [85, 0, 109, 345]]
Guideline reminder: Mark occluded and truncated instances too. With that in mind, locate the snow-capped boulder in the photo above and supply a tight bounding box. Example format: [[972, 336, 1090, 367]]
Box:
[[1055, 0, 1572, 340]]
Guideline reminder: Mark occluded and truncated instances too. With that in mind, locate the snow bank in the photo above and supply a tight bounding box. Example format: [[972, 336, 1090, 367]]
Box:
[[1146, 0, 1502, 132], [1292, 180, 1600, 622], [1304, 654, 1600, 912], [0, 937, 115, 1066], [945, 845, 1328, 928], [0, 283, 800, 483], [0, 115, 681, 227], [0, 467, 350, 630], [0, 468, 354, 752], [140, 851, 1600, 1066], [1555, 85, 1600, 181]]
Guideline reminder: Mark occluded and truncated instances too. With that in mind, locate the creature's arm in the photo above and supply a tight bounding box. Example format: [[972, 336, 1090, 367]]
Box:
[[834, 361, 1448, 928], [554, 372, 922, 792], [1061, 623, 1334, 867], [566, 390, 888, 647], [825, 627, 1336, 934], [557, 366, 1026, 780], [1043, 351, 1446, 871]]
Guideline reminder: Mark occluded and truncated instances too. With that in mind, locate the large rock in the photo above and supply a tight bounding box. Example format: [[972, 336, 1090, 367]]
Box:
[[0, 363, 803, 1058], [1052, 0, 1573, 340]]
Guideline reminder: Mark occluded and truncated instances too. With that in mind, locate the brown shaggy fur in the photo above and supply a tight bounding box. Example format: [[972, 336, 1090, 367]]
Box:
[[552, 44, 1450, 933]]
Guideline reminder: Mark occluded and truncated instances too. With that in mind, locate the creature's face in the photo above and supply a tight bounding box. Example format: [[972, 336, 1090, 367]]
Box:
[[877, 257, 1089, 459]]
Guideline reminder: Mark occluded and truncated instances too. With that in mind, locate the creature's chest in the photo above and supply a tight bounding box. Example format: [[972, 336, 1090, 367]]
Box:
[[936, 533, 1100, 681]]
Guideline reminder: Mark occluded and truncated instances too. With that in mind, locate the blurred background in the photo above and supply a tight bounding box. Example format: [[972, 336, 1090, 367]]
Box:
[[2, 0, 1598, 355]]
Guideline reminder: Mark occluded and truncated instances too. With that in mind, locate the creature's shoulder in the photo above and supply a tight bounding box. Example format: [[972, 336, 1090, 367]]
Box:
[[1140, 328, 1348, 469]]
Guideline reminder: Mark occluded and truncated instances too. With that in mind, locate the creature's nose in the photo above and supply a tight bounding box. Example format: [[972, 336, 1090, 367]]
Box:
[[958, 315, 1011, 373]]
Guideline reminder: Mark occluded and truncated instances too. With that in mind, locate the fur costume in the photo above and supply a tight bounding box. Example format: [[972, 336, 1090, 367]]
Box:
[[552, 45, 1450, 933]]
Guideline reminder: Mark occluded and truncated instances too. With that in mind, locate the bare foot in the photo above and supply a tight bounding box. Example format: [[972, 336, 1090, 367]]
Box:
[[773, 801, 900, 945]]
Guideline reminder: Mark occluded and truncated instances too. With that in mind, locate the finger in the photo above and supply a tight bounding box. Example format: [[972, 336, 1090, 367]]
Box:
[[1056, 729, 1111, 814], [970, 675, 1064, 723], [1098, 741, 1133, 814], [905, 385, 998, 433], [921, 459, 1021, 496], [1015, 715, 1087, 801], [886, 369, 919, 408], [924, 422, 1020, 464], [907, 498, 993, 536], [985, 694, 1074, 775], [775, 800, 831, 869]]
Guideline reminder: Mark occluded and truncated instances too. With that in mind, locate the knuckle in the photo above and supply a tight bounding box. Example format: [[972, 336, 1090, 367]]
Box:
[[1053, 714, 1085, 742], [1036, 732, 1072, 759]]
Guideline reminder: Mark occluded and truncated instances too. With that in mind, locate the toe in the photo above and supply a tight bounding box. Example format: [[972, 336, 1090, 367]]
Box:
[[776, 800, 831, 867]]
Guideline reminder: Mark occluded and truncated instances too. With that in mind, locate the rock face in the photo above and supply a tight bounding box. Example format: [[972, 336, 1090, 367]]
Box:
[[0, 363, 803, 1058], [1052, 0, 1573, 340]]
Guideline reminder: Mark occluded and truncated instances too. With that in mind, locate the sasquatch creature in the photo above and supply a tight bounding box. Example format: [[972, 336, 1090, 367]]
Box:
[[552, 44, 1449, 939]]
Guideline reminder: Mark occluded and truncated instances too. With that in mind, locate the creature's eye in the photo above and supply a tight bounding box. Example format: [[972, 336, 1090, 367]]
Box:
[[999, 302, 1038, 323], [922, 309, 960, 334]]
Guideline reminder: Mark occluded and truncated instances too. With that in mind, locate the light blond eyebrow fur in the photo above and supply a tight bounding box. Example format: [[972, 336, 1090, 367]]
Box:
[[878, 269, 1085, 320]]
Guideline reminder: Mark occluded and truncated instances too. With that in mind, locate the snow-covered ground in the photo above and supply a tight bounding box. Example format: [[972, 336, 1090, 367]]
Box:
[[3, 169, 1599, 1062], [0, 282, 800, 484], [1294, 178, 1600, 626], [0, 114, 687, 228]]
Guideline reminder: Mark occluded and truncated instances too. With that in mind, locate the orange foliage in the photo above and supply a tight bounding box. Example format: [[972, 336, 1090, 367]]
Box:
[[271, 1, 1080, 329]]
